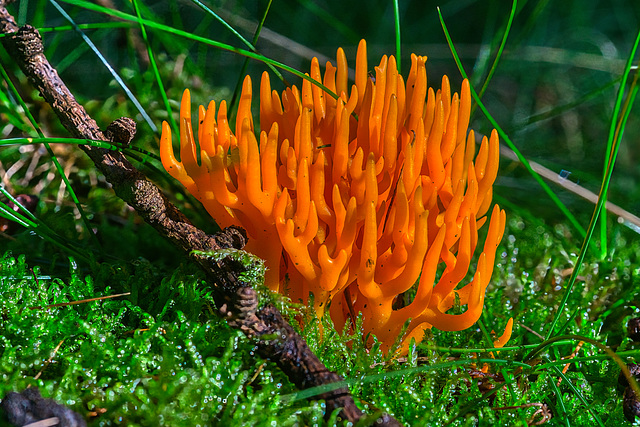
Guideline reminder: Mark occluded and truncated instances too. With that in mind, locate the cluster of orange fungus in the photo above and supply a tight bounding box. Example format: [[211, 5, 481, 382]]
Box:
[[160, 40, 509, 353]]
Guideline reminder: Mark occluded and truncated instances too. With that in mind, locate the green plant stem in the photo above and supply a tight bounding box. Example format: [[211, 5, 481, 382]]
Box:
[[547, 371, 570, 427], [524, 334, 640, 399], [58, 0, 339, 101], [550, 363, 605, 427], [228, 0, 274, 121], [471, 0, 517, 116], [393, 0, 401, 74], [599, 58, 640, 258], [0, 62, 101, 250], [131, 0, 177, 135], [545, 31, 640, 339], [0, 189, 90, 262], [283, 357, 531, 403], [191, 0, 284, 87], [437, 6, 587, 238]]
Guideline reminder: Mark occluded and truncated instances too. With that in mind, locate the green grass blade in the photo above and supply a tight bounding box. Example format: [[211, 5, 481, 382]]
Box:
[[545, 30, 640, 339], [58, 0, 339, 101], [472, 0, 517, 116], [122, 145, 161, 162], [437, 7, 586, 238], [476, 317, 498, 359], [0, 62, 101, 250], [31, 0, 48, 28], [0, 201, 33, 228], [535, 352, 640, 369], [190, 0, 284, 84], [510, 77, 620, 132], [49, 0, 157, 132], [189, 0, 254, 51], [599, 52, 640, 257], [555, 306, 581, 336], [393, 0, 401, 74], [0, 187, 90, 263], [547, 372, 571, 427], [228, 0, 275, 121], [550, 364, 605, 427], [55, 38, 89, 74], [37, 22, 134, 34], [512, 0, 552, 46], [16, 0, 28, 26], [423, 339, 576, 355], [0, 189, 39, 225], [0, 137, 120, 149], [3, 137, 163, 165], [282, 357, 531, 404], [525, 334, 640, 398], [131, 0, 177, 135]]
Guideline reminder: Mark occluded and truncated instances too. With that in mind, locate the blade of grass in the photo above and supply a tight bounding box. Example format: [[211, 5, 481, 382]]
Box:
[[34, 21, 134, 34], [534, 352, 640, 369], [282, 357, 531, 404], [130, 0, 177, 135], [1, 137, 159, 167], [55, 37, 90, 74], [294, 0, 358, 42], [122, 145, 160, 162], [471, 0, 517, 116], [524, 334, 640, 399], [49, 0, 157, 132], [550, 363, 605, 427], [547, 373, 570, 427], [512, 0, 552, 47], [0, 91, 33, 133], [545, 31, 640, 339], [190, 0, 254, 50], [228, 0, 274, 121], [58, 0, 339, 101], [0, 62, 101, 250], [477, 317, 498, 359], [0, 202, 31, 228], [498, 370, 531, 425], [393, 0, 401, 74], [0, 187, 90, 263], [423, 339, 576, 354], [437, 7, 586, 238], [555, 306, 581, 336], [510, 77, 620, 132], [498, 144, 640, 229], [599, 56, 640, 257], [189, 0, 284, 83], [30, 0, 48, 28], [0, 137, 121, 149]]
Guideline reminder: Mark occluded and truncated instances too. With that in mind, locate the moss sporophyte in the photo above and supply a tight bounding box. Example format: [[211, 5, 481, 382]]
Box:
[[160, 40, 512, 354]]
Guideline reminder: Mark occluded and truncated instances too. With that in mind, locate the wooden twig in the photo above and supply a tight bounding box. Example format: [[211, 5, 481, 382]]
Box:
[[0, 2, 401, 425], [27, 292, 131, 310]]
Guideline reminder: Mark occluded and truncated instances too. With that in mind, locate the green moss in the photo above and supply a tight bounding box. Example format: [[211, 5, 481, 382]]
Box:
[[0, 252, 332, 425]]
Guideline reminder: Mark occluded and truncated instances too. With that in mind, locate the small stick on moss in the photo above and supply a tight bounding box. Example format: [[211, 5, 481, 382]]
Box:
[[33, 339, 65, 381], [28, 293, 131, 310]]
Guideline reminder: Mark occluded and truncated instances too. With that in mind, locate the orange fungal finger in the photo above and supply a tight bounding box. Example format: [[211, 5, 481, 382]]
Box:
[[158, 40, 508, 355]]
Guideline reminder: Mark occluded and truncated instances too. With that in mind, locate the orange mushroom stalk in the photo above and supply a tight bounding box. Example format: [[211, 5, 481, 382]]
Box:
[[160, 40, 509, 353]]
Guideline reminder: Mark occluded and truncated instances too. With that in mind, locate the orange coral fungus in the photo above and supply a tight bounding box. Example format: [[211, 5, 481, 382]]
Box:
[[160, 40, 508, 352]]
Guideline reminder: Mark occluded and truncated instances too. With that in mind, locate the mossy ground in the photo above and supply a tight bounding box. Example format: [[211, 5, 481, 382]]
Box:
[[1, 214, 638, 425]]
